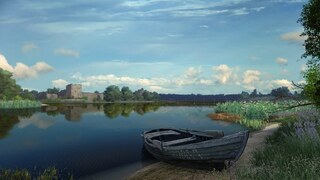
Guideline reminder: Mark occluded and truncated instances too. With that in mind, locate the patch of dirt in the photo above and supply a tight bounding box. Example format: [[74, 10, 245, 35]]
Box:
[[207, 113, 241, 122], [126, 123, 280, 180]]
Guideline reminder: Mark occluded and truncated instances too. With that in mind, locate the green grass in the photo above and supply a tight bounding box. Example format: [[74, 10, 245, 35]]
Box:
[[0, 167, 73, 180], [236, 108, 320, 179], [215, 101, 283, 120], [237, 119, 266, 131], [0, 100, 42, 109], [214, 100, 314, 130]]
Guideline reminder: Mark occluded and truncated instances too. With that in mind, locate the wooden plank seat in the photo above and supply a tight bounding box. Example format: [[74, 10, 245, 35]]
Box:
[[145, 130, 180, 139], [163, 136, 196, 146]]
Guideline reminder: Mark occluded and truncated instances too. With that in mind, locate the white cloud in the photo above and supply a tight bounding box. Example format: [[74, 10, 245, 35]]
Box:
[[54, 48, 80, 58], [22, 42, 37, 53], [52, 79, 69, 89], [185, 67, 202, 79], [270, 79, 293, 90], [243, 70, 261, 84], [275, 57, 288, 65], [0, 54, 14, 72], [280, 32, 307, 43], [0, 53, 53, 79], [172, 9, 229, 17], [199, 25, 209, 28], [212, 64, 237, 85], [252, 7, 265, 12], [233, 8, 249, 15]]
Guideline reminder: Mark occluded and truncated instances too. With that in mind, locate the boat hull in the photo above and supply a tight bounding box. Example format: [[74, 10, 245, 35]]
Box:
[[143, 129, 249, 164]]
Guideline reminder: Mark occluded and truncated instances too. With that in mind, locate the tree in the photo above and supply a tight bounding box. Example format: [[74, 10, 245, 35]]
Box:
[[0, 68, 21, 100], [20, 89, 36, 100], [241, 91, 250, 98], [133, 88, 145, 101], [103, 85, 122, 102], [270, 87, 291, 98], [250, 89, 258, 97], [298, 0, 320, 60], [47, 87, 60, 94], [298, 0, 320, 106], [302, 64, 320, 105], [121, 86, 133, 101]]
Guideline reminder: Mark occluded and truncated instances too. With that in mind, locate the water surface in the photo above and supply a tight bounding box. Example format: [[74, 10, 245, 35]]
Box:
[[0, 104, 246, 178]]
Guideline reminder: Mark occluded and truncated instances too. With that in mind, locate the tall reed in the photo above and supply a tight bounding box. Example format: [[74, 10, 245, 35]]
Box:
[[0, 100, 41, 109]]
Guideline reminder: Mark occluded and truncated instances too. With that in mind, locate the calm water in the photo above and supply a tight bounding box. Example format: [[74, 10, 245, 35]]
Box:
[[0, 104, 246, 179]]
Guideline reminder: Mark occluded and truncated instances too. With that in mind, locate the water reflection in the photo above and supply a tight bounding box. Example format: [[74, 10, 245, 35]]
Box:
[[103, 103, 160, 119], [0, 108, 40, 139]]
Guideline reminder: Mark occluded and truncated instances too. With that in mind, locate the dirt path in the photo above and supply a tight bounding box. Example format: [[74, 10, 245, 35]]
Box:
[[127, 123, 280, 180]]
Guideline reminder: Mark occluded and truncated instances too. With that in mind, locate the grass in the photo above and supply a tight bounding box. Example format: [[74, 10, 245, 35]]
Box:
[[237, 119, 265, 131], [0, 167, 73, 180], [214, 100, 314, 130], [236, 108, 320, 179], [0, 100, 42, 109]]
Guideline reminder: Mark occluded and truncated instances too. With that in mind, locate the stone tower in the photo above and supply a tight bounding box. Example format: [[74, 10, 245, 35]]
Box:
[[66, 84, 82, 99]]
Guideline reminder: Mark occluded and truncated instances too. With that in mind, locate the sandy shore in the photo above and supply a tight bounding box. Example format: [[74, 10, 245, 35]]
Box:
[[127, 123, 280, 180]]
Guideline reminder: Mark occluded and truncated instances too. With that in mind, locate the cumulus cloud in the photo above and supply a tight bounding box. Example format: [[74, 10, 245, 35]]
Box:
[[280, 32, 307, 43], [0, 53, 53, 79], [212, 64, 237, 85], [185, 67, 202, 79], [275, 57, 288, 65], [54, 48, 80, 58], [52, 79, 69, 89], [270, 79, 293, 90], [243, 70, 261, 84], [22, 42, 37, 53], [0, 54, 14, 72]]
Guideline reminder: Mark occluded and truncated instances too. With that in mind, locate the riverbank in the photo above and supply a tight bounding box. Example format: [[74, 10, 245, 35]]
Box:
[[127, 123, 280, 180]]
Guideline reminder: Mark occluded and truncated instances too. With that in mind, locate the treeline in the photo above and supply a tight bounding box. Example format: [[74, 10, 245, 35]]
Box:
[[103, 85, 160, 102]]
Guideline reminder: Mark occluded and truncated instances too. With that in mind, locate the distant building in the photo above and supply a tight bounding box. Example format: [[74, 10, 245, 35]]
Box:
[[46, 93, 58, 99], [66, 84, 82, 99]]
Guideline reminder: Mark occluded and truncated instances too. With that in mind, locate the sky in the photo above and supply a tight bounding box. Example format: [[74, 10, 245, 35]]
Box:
[[0, 0, 309, 94]]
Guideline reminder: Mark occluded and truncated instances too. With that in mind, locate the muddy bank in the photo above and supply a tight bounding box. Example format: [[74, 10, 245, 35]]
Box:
[[127, 123, 280, 180]]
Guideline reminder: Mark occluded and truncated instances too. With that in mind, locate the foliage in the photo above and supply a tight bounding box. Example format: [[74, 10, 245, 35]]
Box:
[[103, 85, 160, 102], [46, 87, 60, 94], [237, 109, 320, 180], [237, 119, 265, 131], [121, 86, 133, 101], [298, 0, 320, 107], [0, 68, 21, 100], [0, 100, 42, 109], [302, 64, 320, 106], [103, 85, 122, 102], [270, 86, 291, 98], [0, 167, 69, 180], [298, 0, 320, 60], [215, 101, 280, 120]]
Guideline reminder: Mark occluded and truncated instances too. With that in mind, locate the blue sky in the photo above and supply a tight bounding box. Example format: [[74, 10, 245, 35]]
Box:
[[0, 0, 309, 94]]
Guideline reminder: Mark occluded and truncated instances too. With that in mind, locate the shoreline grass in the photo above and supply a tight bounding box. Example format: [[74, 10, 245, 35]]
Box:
[[236, 108, 320, 179], [0, 100, 42, 109]]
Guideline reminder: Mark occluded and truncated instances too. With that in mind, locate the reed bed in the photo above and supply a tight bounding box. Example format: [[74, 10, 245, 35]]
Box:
[[214, 100, 314, 130], [0, 100, 42, 109]]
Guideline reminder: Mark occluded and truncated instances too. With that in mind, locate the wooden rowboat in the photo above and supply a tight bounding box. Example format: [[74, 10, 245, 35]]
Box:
[[143, 128, 249, 165]]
